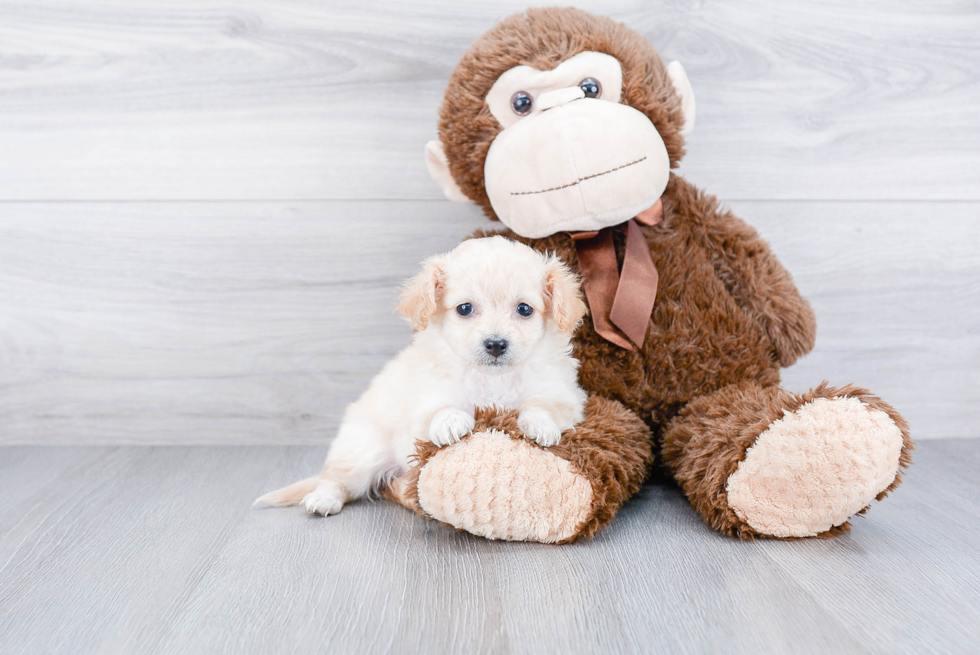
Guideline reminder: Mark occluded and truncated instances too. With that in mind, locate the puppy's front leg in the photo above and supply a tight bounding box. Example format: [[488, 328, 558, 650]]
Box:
[[427, 407, 475, 446], [518, 399, 577, 448]]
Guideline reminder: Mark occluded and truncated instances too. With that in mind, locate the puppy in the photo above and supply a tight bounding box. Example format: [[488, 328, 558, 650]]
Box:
[[253, 236, 588, 516]]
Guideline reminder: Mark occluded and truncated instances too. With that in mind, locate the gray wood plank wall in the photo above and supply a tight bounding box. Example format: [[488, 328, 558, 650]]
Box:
[[1, 1, 977, 444]]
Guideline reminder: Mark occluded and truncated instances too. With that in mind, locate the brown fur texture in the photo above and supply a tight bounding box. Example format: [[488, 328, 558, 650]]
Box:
[[402, 7, 912, 541], [472, 175, 810, 442], [403, 397, 653, 543]]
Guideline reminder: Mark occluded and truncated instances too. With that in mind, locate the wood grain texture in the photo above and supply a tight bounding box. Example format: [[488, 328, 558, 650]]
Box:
[[0, 0, 977, 201], [1, 198, 976, 444], [738, 199, 980, 441], [0, 200, 493, 444], [0, 440, 978, 655]]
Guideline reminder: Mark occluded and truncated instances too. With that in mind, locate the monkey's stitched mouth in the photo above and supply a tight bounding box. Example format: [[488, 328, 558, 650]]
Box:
[[509, 156, 647, 196]]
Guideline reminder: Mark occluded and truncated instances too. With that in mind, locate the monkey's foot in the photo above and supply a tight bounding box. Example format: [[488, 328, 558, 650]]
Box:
[[415, 430, 593, 543], [726, 393, 907, 538], [397, 397, 654, 544]]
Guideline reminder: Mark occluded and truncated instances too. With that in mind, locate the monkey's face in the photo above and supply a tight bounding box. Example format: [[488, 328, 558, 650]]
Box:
[[481, 52, 671, 238], [425, 9, 696, 239]]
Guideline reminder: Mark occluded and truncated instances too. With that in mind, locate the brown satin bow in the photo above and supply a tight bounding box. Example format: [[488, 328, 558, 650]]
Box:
[[568, 199, 664, 351]]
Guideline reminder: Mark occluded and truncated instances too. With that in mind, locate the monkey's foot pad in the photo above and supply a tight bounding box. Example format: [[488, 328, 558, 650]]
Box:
[[416, 430, 593, 543]]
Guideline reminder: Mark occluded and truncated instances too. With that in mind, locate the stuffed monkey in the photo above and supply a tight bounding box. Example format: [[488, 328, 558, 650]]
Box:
[[391, 8, 912, 543]]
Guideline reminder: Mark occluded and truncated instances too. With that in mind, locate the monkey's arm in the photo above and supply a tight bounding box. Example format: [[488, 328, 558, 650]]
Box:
[[671, 177, 816, 366]]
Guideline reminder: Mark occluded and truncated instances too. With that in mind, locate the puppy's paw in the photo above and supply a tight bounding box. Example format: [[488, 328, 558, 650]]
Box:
[[428, 407, 476, 447], [302, 486, 344, 516], [518, 409, 562, 448]]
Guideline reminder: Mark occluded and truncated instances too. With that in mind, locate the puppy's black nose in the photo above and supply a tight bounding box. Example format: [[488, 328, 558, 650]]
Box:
[[484, 337, 508, 358]]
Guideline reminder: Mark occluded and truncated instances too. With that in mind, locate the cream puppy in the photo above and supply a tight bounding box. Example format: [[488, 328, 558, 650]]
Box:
[[254, 236, 588, 516]]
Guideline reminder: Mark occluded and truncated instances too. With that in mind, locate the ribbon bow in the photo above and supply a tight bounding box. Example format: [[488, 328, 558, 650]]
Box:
[[568, 199, 664, 351]]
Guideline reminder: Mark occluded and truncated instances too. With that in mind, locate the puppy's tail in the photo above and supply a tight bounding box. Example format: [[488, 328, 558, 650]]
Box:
[[252, 475, 319, 509]]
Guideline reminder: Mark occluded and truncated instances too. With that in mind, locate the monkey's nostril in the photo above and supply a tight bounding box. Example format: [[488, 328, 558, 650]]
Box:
[[483, 338, 508, 358]]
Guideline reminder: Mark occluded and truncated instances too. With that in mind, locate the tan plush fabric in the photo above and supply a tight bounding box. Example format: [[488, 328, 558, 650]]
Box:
[[726, 397, 905, 538], [483, 97, 671, 238], [417, 430, 593, 543]]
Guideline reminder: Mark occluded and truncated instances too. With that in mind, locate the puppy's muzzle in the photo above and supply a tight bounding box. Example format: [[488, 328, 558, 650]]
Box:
[[483, 337, 508, 359]]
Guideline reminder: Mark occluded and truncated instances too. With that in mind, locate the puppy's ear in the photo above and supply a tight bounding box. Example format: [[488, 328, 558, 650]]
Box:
[[543, 256, 587, 334], [397, 256, 447, 331]]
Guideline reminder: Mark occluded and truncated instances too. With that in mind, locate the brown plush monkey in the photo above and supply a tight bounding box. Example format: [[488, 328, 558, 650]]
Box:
[[393, 8, 913, 543]]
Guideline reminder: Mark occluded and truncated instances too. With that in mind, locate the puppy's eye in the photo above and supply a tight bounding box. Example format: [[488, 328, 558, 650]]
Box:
[[579, 77, 601, 98], [511, 91, 533, 115], [517, 303, 533, 317], [456, 303, 474, 317]]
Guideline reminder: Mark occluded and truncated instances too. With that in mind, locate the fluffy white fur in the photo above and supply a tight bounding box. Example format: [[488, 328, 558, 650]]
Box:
[[254, 236, 588, 516]]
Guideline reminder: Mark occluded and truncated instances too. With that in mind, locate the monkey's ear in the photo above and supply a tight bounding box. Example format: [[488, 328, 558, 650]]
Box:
[[666, 61, 696, 136], [425, 141, 470, 203]]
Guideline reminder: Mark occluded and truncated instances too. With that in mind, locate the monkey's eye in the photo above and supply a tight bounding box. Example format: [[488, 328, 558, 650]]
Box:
[[579, 78, 601, 98], [517, 303, 534, 317], [511, 91, 533, 116], [456, 303, 474, 317]]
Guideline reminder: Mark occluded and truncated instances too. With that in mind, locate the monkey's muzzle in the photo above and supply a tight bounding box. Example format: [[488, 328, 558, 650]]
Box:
[[484, 99, 670, 239]]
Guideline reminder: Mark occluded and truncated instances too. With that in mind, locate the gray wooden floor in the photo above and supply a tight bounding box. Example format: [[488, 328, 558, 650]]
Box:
[[1, 439, 978, 655]]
